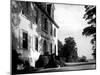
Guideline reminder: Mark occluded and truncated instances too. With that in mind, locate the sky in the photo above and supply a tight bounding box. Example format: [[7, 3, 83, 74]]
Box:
[[54, 4, 93, 59]]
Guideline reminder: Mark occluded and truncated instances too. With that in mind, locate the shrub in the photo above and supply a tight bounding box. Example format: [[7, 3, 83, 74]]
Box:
[[36, 55, 49, 68]]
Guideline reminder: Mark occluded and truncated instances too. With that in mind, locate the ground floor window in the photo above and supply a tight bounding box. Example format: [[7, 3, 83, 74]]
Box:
[[43, 40, 48, 54], [50, 43, 52, 54], [55, 45, 56, 54], [22, 32, 28, 49], [35, 37, 38, 51]]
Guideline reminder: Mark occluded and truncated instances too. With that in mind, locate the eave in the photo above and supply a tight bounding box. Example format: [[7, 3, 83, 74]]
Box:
[[34, 2, 59, 28]]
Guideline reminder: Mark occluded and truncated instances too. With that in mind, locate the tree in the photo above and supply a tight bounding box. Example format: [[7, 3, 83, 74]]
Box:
[[61, 37, 78, 62], [78, 56, 87, 62], [82, 5, 96, 59], [58, 40, 63, 56]]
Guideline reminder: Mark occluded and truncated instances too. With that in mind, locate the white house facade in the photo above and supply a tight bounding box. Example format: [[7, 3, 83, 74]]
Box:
[[11, 1, 59, 70]]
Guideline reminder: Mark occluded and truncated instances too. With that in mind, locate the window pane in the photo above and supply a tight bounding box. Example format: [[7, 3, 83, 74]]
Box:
[[44, 18, 47, 31], [35, 37, 38, 51], [43, 40, 47, 53], [50, 43, 52, 54], [47, 4, 51, 16], [54, 28, 56, 37], [50, 25, 52, 35], [55, 45, 56, 54], [23, 32, 28, 49]]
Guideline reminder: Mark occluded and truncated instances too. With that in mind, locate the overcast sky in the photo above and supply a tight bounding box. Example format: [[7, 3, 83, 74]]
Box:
[[54, 4, 93, 59]]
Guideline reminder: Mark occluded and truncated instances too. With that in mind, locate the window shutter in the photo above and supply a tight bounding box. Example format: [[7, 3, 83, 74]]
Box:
[[29, 36, 33, 50]]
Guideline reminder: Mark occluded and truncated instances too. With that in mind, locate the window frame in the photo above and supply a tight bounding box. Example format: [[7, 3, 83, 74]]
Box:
[[41, 15, 48, 33], [22, 30, 28, 50], [47, 4, 51, 16], [43, 40, 48, 54], [54, 28, 56, 37], [35, 37, 38, 51], [50, 43, 52, 54]]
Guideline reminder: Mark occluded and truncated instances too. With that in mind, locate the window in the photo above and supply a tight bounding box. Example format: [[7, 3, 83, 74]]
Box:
[[55, 45, 56, 54], [36, 9, 38, 24], [42, 17, 48, 33], [50, 43, 52, 54], [47, 4, 51, 16], [22, 2, 30, 16], [44, 18, 48, 31], [43, 40, 47, 53], [35, 37, 38, 51], [54, 28, 56, 37], [50, 25, 53, 35], [22, 32, 28, 49]]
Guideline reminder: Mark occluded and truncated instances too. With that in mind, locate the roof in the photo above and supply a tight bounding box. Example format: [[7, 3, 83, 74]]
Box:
[[34, 2, 59, 28]]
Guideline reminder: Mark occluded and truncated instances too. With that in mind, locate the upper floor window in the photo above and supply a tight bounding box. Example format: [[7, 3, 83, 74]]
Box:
[[42, 17, 48, 33], [22, 2, 30, 16], [44, 18, 48, 31], [47, 4, 51, 16], [54, 28, 56, 37], [36, 9, 38, 24], [50, 24, 53, 36]]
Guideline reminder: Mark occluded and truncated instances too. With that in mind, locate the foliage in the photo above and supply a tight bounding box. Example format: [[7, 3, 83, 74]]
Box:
[[83, 6, 96, 24], [82, 25, 96, 36], [36, 55, 49, 68], [58, 40, 63, 56], [82, 5, 96, 59], [11, 1, 37, 24], [60, 37, 78, 62], [78, 56, 87, 62]]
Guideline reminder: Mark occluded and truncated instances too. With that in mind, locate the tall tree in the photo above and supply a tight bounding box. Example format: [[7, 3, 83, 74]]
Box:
[[82, 5, 96, 59], [61, 37, 78, 62], [78, 56, 87, 62], [58, 40, 63, 56]]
